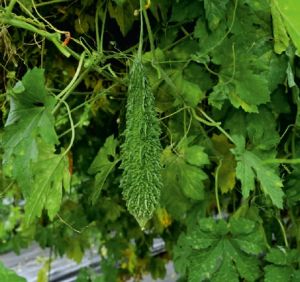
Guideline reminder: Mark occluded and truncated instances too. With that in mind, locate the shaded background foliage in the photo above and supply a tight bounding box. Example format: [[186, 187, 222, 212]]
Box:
[[1, 0, 300, 281]]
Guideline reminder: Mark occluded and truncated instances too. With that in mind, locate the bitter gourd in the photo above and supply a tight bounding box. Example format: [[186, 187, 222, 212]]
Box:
[[120, 58, 162, 229]]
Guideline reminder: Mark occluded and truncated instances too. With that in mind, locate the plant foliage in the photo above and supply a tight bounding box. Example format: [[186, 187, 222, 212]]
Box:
[[1, 0, 300, 281]]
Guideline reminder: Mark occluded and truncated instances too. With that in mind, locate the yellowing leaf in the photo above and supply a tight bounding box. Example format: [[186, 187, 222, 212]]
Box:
[[66, 240, 84, 263], [156, 207, 172, 228], [122, 245, 137, 273], [37, 261, 50, 282], [211, 134, 236, 193], [74, 16, 89, 34]]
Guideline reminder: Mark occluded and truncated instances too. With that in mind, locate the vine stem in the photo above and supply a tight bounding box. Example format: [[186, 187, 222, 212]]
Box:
[[16, 0, 41, 24], [35, 0, 69, 7], [0, 16, 72, 57], [57, 52, 85, 99], [6, 0, 18, 13], [215, 160, 223, 218], [159, 106, 190, 120], [53, 68, 89, 114], [276, 217, 289, 248], [56, 214, 81, 234], [52, 52, 86, 114], [61, 100, 75, 157], [55, 83, 117, 125], [142, 6, 155, 57], [142, 3, 162, 78], [95, 1, 106, 53], [190, 108, 235, 144], [0, 182, 15, 198]]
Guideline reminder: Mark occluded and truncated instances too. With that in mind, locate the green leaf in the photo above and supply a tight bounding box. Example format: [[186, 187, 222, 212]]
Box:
[[171, 0, 203, 22], [286, 168, 300, 207], [204, 0, 229, 31], [265, 248, 289, 265], [225, 107, 280, 155], [230, 68, 270, 112], [172, 71, 204, 108], [292, 271, 300, 282], [193, 18, 227, 60], [209, 54, 271, 112], [265, 248, 300, 265], [162, 141, 209, 202], [264, 265, 292, 282], [174, 217, 265, 282], [25, 146, 70, 224], [274, 0, 300, 56], [108, 0, 137, 36], [88, 135, 119, 204], [206, 7, 274, 112], [149, 0, 171, 22], [183, 145, 209, 167], [246, 107, 280, 151], [231, 135, 284, 208], [161, 140, 209, 219], [264, 248, 300, 282], [0, 262, 26, 282], [113, 0, 127, 5], [270, 0, 290, 54], [231, 218, 264, 255], [2, 68, 58, 195]]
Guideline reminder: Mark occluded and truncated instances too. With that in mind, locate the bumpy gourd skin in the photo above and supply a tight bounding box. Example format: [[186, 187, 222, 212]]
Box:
[[120, 58, 163, 229]]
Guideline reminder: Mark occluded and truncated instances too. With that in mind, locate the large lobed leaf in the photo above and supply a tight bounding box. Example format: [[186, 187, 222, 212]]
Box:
[[2, 68, 58, 195], [2, 68, 70, 224], [174, 217, 265, 282], [231, 135, 284, 208], [161, 138, 209, 219], [24, 145, 70, 224], [264, 248, 300, 282]]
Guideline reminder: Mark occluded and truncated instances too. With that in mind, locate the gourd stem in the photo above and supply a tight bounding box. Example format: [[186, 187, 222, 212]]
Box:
[[138, 0, 144, 59], [142, 7, 155, 58]]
